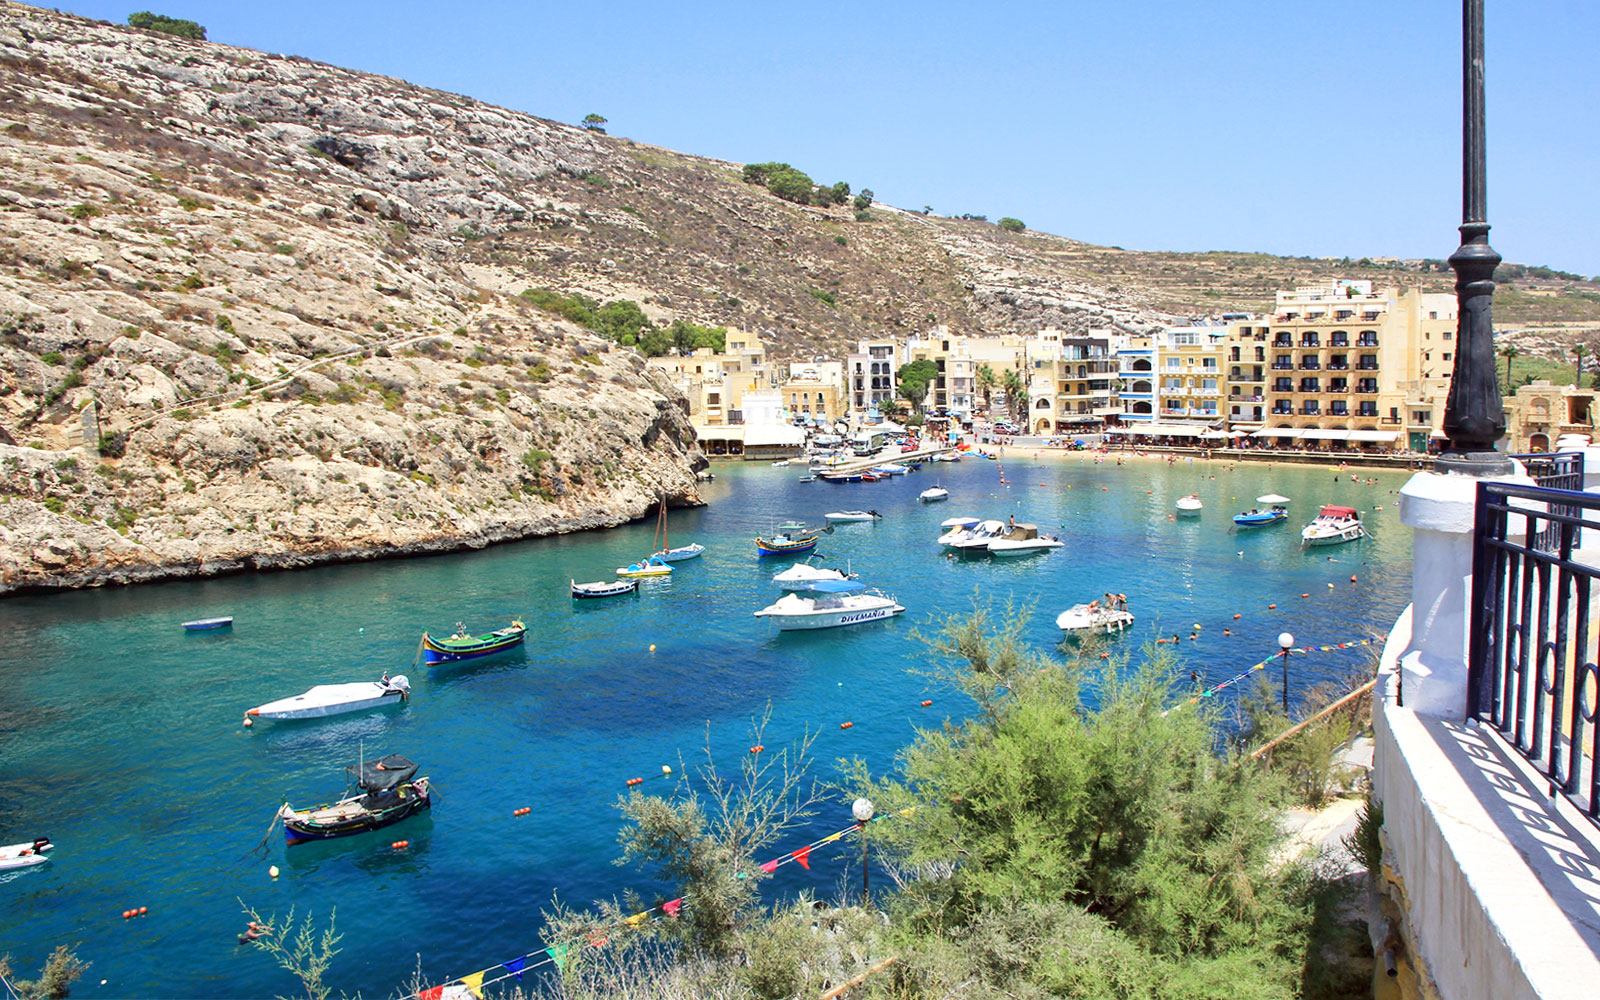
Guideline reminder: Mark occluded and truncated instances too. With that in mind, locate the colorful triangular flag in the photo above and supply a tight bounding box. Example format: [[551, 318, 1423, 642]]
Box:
[[793, 846, 811, 870], [626, 911, 649, 927], [820, 830, 846, 844], [418, 988, 444, 1000], [663, 898, 683, 917], [760, 859, 779, 873], [461, 971, 484, 999]]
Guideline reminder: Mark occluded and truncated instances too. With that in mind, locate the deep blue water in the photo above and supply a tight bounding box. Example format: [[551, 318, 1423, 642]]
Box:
[[0, 455, 1413, 997]]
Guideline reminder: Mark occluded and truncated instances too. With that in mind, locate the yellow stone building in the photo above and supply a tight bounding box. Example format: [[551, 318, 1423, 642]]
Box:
[[1225, 281, 1457, 452], [1506, 380, 1596, 453]]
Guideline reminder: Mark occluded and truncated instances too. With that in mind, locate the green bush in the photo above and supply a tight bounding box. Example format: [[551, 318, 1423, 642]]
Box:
[[743, 162, 818, 205], [127, 11, 206, 39], [998, 217, 1026, 232], [807, 288, 836, 307], [98, 432, 127, 458]]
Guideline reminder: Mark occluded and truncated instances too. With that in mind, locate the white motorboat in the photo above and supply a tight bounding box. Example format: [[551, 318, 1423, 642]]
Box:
[[245, 675, 410, 724], [1175, 495, 1203, 515], [919, 485, 950, 503], [0, 837, 53, 872], [949, 518, 1009, 553], [825, 510, 882, 523], [873, 463, 910, 476], [1301, 504, 1365, 546], [772, 557, 858, 591], [771, 459, 791, 467], [1056, 603, 1136, 634], [986, 522, 1064, 557], [753, 581, 905, 630]]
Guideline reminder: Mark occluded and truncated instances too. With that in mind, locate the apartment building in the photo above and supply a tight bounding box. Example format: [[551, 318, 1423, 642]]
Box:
[[845, 339, 901, 416], [1028, 335, 1117, 433], [780, 361, 846, 424], [645, 329, 769, 426], [1230, 281, 1456, 451]]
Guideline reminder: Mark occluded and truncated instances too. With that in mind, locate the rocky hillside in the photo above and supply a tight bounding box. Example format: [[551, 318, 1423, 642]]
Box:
[[1, 4, 1594, 595]]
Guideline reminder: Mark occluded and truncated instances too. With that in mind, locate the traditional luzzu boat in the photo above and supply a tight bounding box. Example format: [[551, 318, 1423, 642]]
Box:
[[244, 675, 410, 724], [617, 554, 673, 578], [280, 753, 431, 844], [1301, 504, 1365, 546], [571, 578, 639, 599], [420, 620, 526, 664], [0, 837, 53, 872], [755, 529, 820, 558]]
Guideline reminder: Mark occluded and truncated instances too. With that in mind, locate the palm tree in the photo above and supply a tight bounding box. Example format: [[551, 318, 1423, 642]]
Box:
[[1501, 344, 1518, 393], [1000, 368, 1029, 422], [975, 364, 996, 413]]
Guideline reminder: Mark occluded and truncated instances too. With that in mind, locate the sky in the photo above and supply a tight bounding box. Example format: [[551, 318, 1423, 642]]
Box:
[[56, 1, 1600, 276]]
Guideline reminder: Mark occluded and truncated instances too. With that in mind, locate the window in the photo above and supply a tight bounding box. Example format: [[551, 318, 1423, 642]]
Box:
[[1443, 353, 1452, 361], [1429, 311, 1438, 319]]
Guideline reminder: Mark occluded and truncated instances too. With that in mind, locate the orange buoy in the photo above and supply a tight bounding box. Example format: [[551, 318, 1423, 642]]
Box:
[[920, 700, 932, 707], [122, 910, 132, 919], [1099, 652, 1110, 659], [1351, 575, 1358, 583], [139, 906, 148, 915], [1233, 613, 1242, 619], [626, 777, 643, 786], [1268, 603, 1277, 610], [1301, 593, 1309, 598], [749, 745, 764, 754], [840, 721, 853, 729]]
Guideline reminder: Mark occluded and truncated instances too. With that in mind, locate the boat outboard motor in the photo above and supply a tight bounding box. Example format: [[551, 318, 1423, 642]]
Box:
[[386, 675, 411, 699]]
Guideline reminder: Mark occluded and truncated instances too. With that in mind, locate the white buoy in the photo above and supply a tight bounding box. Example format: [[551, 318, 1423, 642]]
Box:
[[661, 765, 672, 775], [269, 865, 280, 879]]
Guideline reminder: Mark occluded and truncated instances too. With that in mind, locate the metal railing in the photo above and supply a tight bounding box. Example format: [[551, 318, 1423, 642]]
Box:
[[1467, 472, 1598, 828], [1512, 451, 1586, 552]]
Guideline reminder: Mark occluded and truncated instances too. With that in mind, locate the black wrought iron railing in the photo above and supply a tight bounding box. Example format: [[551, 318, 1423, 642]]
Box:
[[1467, 473, 1598, 827], [1513, 451, 1585, 552]]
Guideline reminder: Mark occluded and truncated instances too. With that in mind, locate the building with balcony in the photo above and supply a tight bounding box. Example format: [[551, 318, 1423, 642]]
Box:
[[1027, 336, 1116, 434], [846, 339, 902, 417], [646, 330, 771, 427], [1233, 280, 1457, 452], [1505, 379, 1597, 453]]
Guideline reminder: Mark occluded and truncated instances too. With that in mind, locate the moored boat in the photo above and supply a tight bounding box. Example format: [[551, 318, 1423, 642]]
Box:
[[280, 753, 431, 844], [753, 581, 905, 630], [755, 530, 820, 558], [1233, 506, 1289, 527], [797, 475, 817, 483], [986, 522, 1064, 557], [919, 485, 950, 503], [421, 620, 526, 664], [571, 578, 640, 599], [1301, 505, 1365, 546], [649, 497, 704, 563], [245, 675, 410, 724], [949, 518, 1008, 553], [824, 510, 882, 522], [772, 557, 857, 591], [1175, 495, 1203, 515], [0, 837, 53, 871], [1056, 602, 1136, 635], [183, 616, 233, 631]]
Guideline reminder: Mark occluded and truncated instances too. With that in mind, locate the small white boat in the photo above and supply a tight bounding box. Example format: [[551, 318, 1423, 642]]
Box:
[[771, 459, 791, 467], [1175, 495, 1203, 515], [825, 510, 882, 523], [1056, 602, 1136, 634], [0, 838, 53, 871], [572, 578, 639, 599], [919, 486, 950, 503], [986, 522, 1064, 557], [1301, 505, 1365, 546], [873, 463, 909, 475], [183, 616, 233, 631], [797, 475, 817, 483], [245, 675, 410, 723], [949, 518, 1009, 552], [753, 581, 905, 630], [654, 543, 705, 562], [772, 557, 858, 591], [935, 516, 983, 547]]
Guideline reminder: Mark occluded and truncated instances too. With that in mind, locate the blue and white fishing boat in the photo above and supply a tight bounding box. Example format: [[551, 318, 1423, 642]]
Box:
[[421, 620, 526, 663]]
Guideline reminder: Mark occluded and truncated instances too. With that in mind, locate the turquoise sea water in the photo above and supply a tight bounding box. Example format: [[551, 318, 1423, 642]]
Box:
[[0, 456, 1413, 998]]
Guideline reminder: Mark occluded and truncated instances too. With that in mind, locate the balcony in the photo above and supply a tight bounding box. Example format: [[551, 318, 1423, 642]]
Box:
[[1330, 336, 1350, 347], [1298, 406, 1321, 415], [1273, 337, 1293, 347], [1357, 363, 1379, 371], [1299, 383, 1322, 394], [1299, 361, 1321, 371], [1228, 394, 1264, 402], [1357, 407, 1378, 417], [1329, 383, 1349, 394], [1328, 406, 1349, 416], [1357, 336, 1380, 347], [1271, 363, 1294, 371], [1270, 405, 1293, 415], [1273, 383, 1294, 393], [1327, 362, 1350, 371], [1299, 339, 1321, 348]]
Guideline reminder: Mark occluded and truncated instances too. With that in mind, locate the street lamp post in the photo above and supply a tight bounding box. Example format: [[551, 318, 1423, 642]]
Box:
[[1278, 632, 1295, 715], [851, 797, 874, 904], [1436, 0, 1513, 477]]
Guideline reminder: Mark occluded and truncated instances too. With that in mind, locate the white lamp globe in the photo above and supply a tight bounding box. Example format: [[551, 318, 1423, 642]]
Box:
[[851, 797, 875, 823], [1278, 632, 1295, 650]]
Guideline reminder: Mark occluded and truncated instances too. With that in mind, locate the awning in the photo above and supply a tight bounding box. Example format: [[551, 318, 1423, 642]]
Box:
[[1300, 429, 1351, 441], [1252, 428, 1305, 439], [744, 425, 807, 447], [1129, 423, 1207, 437], [1346, 430, 1400, 443], [1200, 430, 1231, 440]]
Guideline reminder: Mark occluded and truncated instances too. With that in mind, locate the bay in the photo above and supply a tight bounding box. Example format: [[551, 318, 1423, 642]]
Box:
[[0, 455, 1412, 997]]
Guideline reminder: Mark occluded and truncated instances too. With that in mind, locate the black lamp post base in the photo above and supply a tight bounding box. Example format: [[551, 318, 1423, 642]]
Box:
[[1434, 449, 1514, 477]]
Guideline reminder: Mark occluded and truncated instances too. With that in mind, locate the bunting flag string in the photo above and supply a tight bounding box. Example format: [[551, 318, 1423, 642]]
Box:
[[416, 809, 917, 998], [1162, 637, 1376, 716]]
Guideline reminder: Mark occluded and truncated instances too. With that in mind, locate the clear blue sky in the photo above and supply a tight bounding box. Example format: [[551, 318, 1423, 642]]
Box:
[[60, 1, 1600, 276]]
